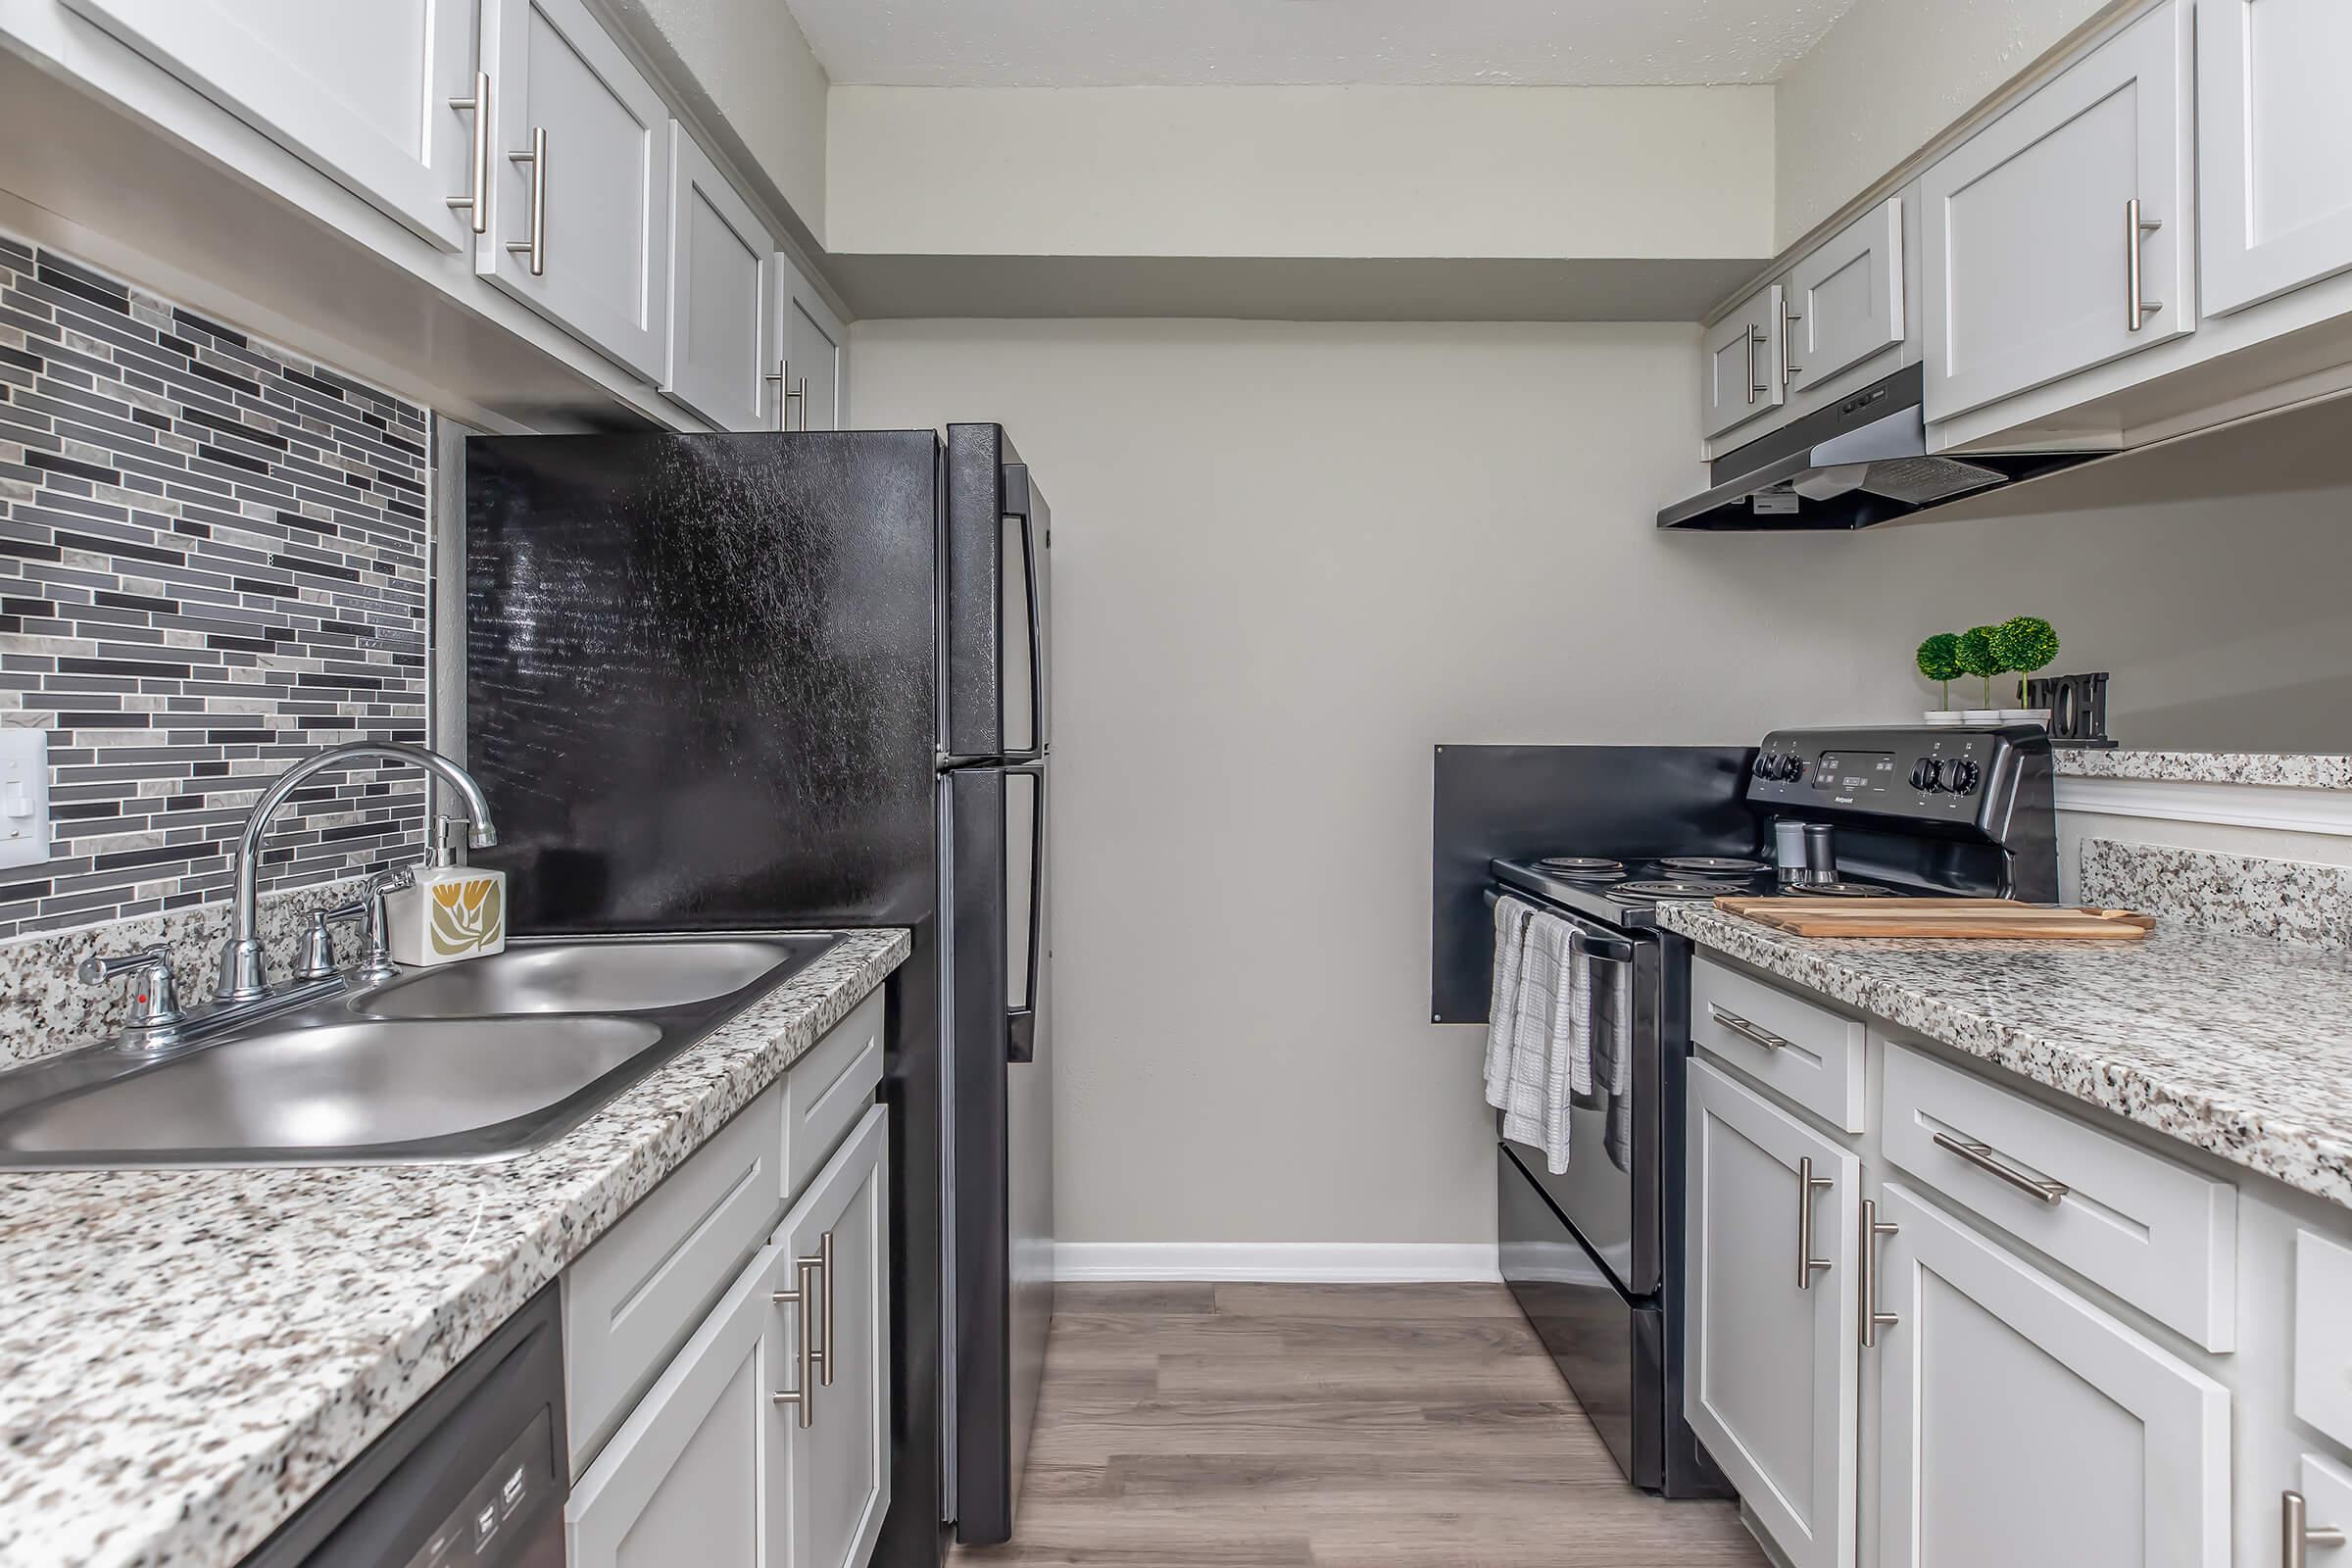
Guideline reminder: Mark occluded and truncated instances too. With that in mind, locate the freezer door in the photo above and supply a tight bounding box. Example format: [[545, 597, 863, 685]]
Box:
[[943, 762, 1055, 1545], [464, 430, 943, 932], [945, 427, 1052, 760]]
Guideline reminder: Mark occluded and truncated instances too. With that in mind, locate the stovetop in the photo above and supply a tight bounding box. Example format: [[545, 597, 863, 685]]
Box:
[[1492, 853, 1903, 929]]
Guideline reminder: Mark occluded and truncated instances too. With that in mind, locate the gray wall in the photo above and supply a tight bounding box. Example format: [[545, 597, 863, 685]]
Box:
[[851, 318, 2352, 1246]]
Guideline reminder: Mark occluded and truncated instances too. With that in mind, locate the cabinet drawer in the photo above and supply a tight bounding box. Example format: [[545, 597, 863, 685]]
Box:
[[784, 987, 885, 1201], [2295, 1229, 2352, 1449], [1884, 1042, 2235, 1350], [565, 1083, 784, 1473], [1690, 956, 1866, 1134]]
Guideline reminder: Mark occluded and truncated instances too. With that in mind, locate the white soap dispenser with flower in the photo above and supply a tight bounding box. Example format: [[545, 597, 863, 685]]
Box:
[[386, 814, 507, 967]]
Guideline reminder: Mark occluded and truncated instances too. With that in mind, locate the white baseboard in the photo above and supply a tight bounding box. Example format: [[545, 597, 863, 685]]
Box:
[[1054, 1242, 1501, 1283]]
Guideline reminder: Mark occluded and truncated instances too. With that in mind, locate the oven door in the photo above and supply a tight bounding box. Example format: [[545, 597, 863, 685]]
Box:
[[1489, 887, 1662, 1298]]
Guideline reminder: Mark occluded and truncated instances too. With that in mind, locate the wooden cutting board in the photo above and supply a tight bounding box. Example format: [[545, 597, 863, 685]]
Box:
[[1713, 896, 2155, 940]]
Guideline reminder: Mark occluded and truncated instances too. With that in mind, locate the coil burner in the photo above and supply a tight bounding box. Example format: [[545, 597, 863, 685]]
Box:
[[1533, 857, 1626, 878], [1658, 856, 1768, 875]]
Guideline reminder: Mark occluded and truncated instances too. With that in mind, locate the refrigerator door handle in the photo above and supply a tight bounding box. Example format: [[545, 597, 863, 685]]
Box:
[[1003, 464, 1048, 759], [1005, 761, 1045, 1064]]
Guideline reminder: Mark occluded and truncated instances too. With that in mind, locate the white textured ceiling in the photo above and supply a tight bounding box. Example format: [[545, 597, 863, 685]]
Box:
[[787, 0, 1864, 87]]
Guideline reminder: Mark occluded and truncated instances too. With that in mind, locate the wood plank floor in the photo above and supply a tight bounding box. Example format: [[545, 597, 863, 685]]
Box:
[[951, 1282, 1768, 1567]]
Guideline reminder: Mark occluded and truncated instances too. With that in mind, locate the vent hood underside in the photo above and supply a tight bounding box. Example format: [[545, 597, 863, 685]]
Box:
[[1657, 366, 2111, 531]]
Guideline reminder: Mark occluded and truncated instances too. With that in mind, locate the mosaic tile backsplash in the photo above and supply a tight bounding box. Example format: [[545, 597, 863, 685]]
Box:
[[0, 231, 430, 941]]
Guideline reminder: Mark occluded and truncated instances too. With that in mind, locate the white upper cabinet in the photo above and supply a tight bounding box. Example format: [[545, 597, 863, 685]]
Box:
[[1685, 1059, 1859, 1568], [773, 252, 849, 431], [60, 0, 483, 252], [2198, 0, 2352, 317], [1920, 0, 2193, 423], [664, 122, 774, 431], [479, 0, 671, 381], [1874, 1185, 2231, 1568], [1787, 198, 1905, 399], [1702, 284, 1787, 442]]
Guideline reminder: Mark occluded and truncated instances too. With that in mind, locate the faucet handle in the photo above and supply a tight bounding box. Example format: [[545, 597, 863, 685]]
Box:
[[295, 904, 370, 981], [75, 944, 185, 1035]]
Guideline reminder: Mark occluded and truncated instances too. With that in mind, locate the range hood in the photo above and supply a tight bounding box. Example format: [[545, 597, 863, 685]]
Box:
[[1657, 365, 2111, 531]]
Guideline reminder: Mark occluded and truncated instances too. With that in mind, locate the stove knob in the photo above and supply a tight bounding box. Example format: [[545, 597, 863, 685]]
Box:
[[1752, 754, 1774, 780], [1945, 758, 1982, 795], [1783, 755, 1806, 783]]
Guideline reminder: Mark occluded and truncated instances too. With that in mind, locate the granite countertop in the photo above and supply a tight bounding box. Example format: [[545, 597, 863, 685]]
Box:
[[1653, 905, 2352, 1210], [0, 928, 909, 1568], [2053, 750, 2352, 789]]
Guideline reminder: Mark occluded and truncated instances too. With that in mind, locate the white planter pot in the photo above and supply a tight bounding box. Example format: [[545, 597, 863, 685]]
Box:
[[1923, 710, 1966, 726], [2001, 709, 2053, 728], [1962, 710, 2004, 724]]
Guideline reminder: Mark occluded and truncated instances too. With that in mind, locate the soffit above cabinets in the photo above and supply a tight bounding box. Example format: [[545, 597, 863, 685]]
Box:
[[786, 0, 1865, 87]]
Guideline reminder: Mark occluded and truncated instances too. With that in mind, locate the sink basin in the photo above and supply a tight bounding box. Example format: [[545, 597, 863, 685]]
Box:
[[353, 936, 829, 1020], [0, 932, 846, 1168], [0, 1015, 665, 1162]]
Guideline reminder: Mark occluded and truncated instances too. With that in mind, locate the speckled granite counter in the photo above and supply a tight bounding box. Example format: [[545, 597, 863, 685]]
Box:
[[0, 928, 908, 1568], [2053, 750, 2352, 789], [1653, 905, 2352, 1211]]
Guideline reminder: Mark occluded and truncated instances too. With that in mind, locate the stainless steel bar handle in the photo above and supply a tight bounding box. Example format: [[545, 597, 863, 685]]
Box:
[[2284, 1490, 2348, 1568], [446, 71, 490, 234], [818, 1231, 837, 1392], [769, 1258, 820, 1429], [1860, 1199, 1900, 1348], [1933, 1131, 2069, 1204], [764, 362, 787, 429], [1710, 1004, 1789, 1054], [507, 125, 547, 276], [1745, 327, 1770, 404], [1796, 1157, 1834, 1290], [1781, 299, 1802, 389], [2126, 198, 2164, 331]]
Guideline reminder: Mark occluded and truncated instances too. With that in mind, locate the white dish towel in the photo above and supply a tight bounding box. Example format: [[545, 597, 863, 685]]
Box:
[[1484, 896, 1597, 1174]]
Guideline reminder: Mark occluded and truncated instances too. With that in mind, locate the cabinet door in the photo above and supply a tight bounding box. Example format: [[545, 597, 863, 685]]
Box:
[[774, 1104, 891, 1568], [1788, 199, 1904, 397], [1686, 1059, 1859, 1568], [61, 0, 479, 251], [479, 0, 670, 380], [772, 253, 848, 431], [1701, 284, 1785, 440], [2199, 0, 2352, 316], [1874, 1184, 2230, 1568], [568, 1237, 786, 1568], [1920, 1, 2192, 422], [664, 123, 774, 431]]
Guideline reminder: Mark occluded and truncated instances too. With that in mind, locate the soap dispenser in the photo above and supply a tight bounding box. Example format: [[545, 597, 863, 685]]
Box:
[[386, 815, 507, 967]]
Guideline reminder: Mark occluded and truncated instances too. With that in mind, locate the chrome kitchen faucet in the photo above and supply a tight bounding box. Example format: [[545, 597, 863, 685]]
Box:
[[216, 742, 497, 1002]]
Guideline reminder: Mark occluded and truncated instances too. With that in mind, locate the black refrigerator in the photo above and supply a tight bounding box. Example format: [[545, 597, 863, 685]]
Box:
[[464, 424, 1054, 1560]]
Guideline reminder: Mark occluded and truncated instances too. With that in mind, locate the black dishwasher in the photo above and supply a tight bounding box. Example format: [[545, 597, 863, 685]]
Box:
[[242, 1285, 566, 1568]]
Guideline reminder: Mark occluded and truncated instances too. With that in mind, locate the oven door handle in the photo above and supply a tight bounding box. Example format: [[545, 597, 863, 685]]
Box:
[[1482, 885, 1637, 964]]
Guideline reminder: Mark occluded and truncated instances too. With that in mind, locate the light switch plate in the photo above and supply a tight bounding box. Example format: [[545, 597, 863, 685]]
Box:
[[0, 729, 52, 871]]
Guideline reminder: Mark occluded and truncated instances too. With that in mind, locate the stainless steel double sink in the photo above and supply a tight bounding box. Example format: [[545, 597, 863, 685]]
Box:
[[0, 935, 838, 1168]]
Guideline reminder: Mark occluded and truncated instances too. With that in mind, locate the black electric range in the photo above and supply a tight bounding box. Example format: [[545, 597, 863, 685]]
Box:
[[1455, 725, 2058, 1501]]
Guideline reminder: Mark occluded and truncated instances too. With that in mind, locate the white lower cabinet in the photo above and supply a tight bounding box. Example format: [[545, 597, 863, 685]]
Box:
[[1687, 1058, 1860, 1568], [568, 1102, 891, 1568], [1872, 1184, 2230, 1568], [774, 1103, 891, 1568]]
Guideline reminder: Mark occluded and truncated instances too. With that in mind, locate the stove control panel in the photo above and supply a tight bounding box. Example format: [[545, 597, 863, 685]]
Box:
[[1746, 724, 2048, 831]]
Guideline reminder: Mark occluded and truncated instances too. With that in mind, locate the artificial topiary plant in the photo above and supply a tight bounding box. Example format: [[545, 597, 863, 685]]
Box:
[[1990, 614, 2060, 707], [1915, 632, 1963, 710], [1954, 624, 2005, 708]]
